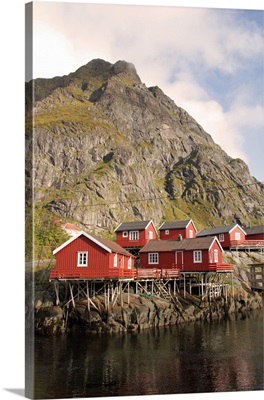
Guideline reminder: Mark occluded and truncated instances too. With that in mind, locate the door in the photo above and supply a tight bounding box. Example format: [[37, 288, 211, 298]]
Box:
[[175, 251, 183, 269]]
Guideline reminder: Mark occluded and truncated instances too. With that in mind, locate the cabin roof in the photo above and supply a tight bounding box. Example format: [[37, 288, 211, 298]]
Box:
[[62, 222, 81, 231], [196, 223, 246, 237], [159, 219, 196, 231], [139, 236, 221, 253], [114, 220, 156, 233], [244, 225, 264, 235], [53, 231, 134, 257]]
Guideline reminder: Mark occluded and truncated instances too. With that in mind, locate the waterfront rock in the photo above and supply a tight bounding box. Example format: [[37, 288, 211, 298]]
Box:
[[26, 250, 263, 335]]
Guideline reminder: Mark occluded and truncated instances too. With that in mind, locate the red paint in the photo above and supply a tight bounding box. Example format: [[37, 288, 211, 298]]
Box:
[[139, 238, 233, 272], [159, 221, 197, 240], [116, 222, 157, 247], [217, 226, 246, 248], [50, 233, 135, 279]]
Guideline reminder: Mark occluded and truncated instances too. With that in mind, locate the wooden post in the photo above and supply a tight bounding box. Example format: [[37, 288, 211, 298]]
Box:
[[128, 281, 130, 305], [69, 282, 75, 308], [86, 281, 90, 313], [120, 281, 123, 308], [183, 274, 186, 298], [54, 282, 60, 306]]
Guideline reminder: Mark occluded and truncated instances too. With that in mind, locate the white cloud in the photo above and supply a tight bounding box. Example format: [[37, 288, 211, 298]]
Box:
[[31, 2, 264, 180]]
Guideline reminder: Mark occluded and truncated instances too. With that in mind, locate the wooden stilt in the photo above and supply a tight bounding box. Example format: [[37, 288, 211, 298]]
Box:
[[86, 281, 90, 313], [54, 282, 60, 306], [69, 282, 75, 308]]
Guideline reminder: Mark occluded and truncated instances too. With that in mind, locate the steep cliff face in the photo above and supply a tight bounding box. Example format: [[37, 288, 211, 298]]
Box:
[[26, 59, 264, 235]]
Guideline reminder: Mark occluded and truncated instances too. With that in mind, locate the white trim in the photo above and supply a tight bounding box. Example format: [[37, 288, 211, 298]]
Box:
[[146, 220, 158, 235], [148, 252, 159, 264], [208, 236, 223, 252], [122, 231, 128, 237], [165, 229, 170, 235], [186, 219, 197, 232], [228, 224, 247, 235], [193, 250, 202, 263], [219, 233, 224, 242], [114, 222, 122, 232], [113, 253, 118, 267], [53, 231, 112, 254], [77, 251, 88, 267], [213, 249, 218, 263], [158, 221, 165, 230], [129, 230, 139, 241]]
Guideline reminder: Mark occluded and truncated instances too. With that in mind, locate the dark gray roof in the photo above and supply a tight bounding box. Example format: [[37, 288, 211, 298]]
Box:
[[159, 219, 195, 231], [245, 225, 264, 235], [139, 237, 216, 253], [115, 220, 153, 232], [196, 224, 238, 237]]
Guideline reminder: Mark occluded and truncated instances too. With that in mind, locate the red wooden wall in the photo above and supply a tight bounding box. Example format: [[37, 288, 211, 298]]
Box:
[[50, 235, 134, 279], [116, 223, 157, 247], [159, 222, 196, 240]]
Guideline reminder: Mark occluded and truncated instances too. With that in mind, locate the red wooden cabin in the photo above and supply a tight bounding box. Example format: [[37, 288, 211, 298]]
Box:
[[139, 237, 233, 273], [196, 223, 246, 249], [244, 225, 264, 241], [159, 219, 197, 240], [115, 220, 157, 248], [50, 231, 135, 279]]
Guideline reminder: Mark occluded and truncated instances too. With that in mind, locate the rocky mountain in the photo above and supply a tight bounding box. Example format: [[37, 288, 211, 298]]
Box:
[[25, 59, 264, 237]]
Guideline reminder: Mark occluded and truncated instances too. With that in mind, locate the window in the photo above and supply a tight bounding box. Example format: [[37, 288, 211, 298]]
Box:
[[189, 230, 193, 238], [235, 232, 241, 241], [77, 252, 88, 267], [122, 231, 128, 238], [148, 231, 153, 240], [193, 250, 202, 263], [165, 230, 169, 235], [214, 249, 218, 263], [219, 234, 224, 242], [148, 253, 159, 264], [129, 231, 139, 241], [114, 253, 118, 267], [128, 257, 132, 269]]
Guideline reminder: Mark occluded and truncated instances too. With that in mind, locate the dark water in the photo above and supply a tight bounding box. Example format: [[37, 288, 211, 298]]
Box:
[[30, 311, 263, 399]]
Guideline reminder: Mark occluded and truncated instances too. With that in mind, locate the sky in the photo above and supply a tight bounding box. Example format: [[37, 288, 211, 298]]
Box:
[[28, 0, 264, 183]]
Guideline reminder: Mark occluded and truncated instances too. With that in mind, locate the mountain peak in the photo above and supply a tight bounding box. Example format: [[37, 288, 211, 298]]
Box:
[[26, 58, 264, 233]]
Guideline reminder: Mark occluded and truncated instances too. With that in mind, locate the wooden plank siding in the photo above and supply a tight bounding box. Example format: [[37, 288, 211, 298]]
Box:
[[115, 223, 157, 248], [50, 233, 135, 279]]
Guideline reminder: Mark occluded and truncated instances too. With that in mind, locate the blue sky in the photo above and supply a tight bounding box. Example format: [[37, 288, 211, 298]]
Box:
[[30, 0, 264, 182]]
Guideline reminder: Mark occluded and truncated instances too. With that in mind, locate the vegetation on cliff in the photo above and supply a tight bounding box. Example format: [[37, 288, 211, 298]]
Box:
[[25, 59, 264, 247]]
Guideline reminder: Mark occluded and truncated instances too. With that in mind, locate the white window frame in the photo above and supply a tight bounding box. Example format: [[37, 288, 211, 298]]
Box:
[[128, 257, 132, 269], [193, 250, 202, 263], [189, 230, 193, 238], [114, 253, 118, 267], [235, 232, 241, 241], [148, 231, 153, 240], [129, 230, 139, 241], [219, 234, 224, 242], [122, 231, 128, 238], [165, 229, 170, 235], [148, 252, 159, 264], [77, 251, 88, 267], [214, 249, 218, 263]]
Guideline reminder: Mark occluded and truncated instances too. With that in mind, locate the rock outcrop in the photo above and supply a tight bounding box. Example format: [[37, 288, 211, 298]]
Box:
[[26, 251, 263, 336], [25, 59, 264, 236]]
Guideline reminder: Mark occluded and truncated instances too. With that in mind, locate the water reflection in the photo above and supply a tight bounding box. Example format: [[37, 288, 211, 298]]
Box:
[[32, 311, 263, 399]]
